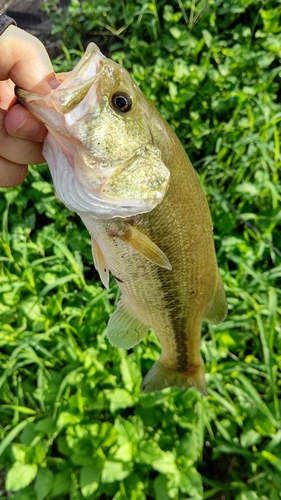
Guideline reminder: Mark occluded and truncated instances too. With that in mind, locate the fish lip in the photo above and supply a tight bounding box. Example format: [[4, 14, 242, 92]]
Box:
[[15, 85, 35, 103], [16, 43, 170, 218], [15, 42, 105, 109], [59, 43, 103, 87]]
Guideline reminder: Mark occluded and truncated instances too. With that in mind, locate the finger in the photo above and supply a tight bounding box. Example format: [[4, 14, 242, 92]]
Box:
[[0, 25, 58, 93], [0, 156, 28, 187], [0, 79, 15, 109], [5, 104, 48, 142], [0, 109, 45, 165]]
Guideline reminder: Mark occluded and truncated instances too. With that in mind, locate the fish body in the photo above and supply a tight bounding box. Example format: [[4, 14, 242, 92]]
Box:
[[16, 43, 227, 394]]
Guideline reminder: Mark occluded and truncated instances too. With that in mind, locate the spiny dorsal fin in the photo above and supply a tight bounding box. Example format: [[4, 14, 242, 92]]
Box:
[[117, 223, 172, 271], [91, 237, 109, 289], [107, 299, 149, 349]]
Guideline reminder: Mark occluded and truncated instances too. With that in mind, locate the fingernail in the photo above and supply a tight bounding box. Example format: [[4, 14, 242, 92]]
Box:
[[50, 77, 60, 90], [13, 117, 41, 137]]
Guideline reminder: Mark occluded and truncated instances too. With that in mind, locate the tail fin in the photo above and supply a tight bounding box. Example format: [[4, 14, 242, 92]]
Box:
[[140, 359, 207, 395]]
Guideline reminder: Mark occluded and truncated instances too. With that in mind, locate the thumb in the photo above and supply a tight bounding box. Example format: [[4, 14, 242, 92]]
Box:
[[0, 25, 58, 93]]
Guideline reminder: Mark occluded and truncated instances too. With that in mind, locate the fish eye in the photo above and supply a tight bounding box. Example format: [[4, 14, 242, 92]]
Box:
[[110, 92, 133, 113]]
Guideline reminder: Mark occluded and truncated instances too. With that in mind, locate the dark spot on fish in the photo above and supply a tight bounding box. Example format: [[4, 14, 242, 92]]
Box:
[[190, 290, 196, 295]]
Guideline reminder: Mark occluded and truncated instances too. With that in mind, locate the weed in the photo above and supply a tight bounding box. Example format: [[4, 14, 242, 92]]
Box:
[[0, 0, 280, 498]]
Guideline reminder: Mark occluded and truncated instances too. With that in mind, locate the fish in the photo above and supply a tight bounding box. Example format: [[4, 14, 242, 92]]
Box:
[[16, 43, 227, 395]]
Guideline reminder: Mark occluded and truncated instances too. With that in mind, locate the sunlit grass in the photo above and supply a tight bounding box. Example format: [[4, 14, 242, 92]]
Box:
[[0, 0, 281, 498]]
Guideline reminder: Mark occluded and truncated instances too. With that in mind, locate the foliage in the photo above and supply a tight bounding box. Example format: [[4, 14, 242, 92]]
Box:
[[1, 0, 281, 498]]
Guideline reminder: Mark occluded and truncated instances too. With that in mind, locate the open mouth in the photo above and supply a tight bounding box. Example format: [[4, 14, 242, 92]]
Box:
[[15, 43, 105, 124]]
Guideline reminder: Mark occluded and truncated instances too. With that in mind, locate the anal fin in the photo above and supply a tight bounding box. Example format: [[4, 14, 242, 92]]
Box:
[[91, 238, 109, 289], [107, 299, 149, 349], [117, 223, 172, 271]]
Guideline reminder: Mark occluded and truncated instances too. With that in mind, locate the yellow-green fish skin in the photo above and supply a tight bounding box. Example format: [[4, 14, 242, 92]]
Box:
[[81, 115, 227, 395], [15, 43, 227, 394]]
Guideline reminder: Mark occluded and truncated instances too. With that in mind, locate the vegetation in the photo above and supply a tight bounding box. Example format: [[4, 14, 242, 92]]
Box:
[[1, 0, 281, 498]]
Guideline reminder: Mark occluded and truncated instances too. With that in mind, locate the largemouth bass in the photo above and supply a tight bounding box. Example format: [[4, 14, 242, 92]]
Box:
[[16, 43, 227, 394]]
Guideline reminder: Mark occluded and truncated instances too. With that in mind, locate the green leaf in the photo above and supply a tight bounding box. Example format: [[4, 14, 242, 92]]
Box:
[[19, 297, 42, 321], [120, 353, 142, 391], [57, 411, 81, 428], [80, 465, 101, 497], [236, 492, 260, 500], [175, 430, 202, 462], [6, 462, 38, 491], [2, 405, 37, 415], [152, 451, 177, 475], [240, 429, 262, 448], [110, 442, 133, 463], [31, 181, 53, 194], [237, 374, 280, 428], [112, 492, 127, 500], [106, 389, 135, 412], [0, 417, 35, 457], [154, 475, 170, 500], [50, 472, 71, 497], [253, 415, 276, 436], [2, 2, 281, 500], [136, 440, 163, 464], [35, 418, 57, 436], [44, 235, 85, 285], [39, 273, 81, 297], [177, 463, 203, 497], [114, 416, 143, 444], [35, 468, 54, 500], [101, 461, 132, 483], [11, 444, 27, 463], [261, 451, 281, 472]]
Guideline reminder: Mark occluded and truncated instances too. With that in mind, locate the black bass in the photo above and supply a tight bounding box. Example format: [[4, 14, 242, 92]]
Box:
[[16, 43, 227, 394]]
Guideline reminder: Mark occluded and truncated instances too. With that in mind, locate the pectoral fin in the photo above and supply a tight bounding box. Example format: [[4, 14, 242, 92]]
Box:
[[91, 238, 109, 289], [107, 299, 149, 349], [118, 224, 172, 271], [204, 273, 228, 325]]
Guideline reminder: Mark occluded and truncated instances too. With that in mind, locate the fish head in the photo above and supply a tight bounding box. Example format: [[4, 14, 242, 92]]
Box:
[[16, 43, 170, 218]]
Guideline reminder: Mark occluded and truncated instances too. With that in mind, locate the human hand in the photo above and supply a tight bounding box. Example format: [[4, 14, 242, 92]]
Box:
[[0, 24, 58, 187]]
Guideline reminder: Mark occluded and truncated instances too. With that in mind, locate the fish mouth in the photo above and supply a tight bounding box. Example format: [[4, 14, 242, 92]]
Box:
[[15, 43, 104, 123], [15, 43, 170, 219]]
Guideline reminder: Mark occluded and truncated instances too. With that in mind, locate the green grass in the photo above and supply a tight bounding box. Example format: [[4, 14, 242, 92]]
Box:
[[1, 0, 281, 498]]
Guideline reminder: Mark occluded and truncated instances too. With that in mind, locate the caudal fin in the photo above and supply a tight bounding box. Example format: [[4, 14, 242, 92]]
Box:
[[140, 359, 208, 395]]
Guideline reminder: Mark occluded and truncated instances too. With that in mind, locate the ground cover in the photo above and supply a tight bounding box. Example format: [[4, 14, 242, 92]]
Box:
[[0, 0, 281, 498]]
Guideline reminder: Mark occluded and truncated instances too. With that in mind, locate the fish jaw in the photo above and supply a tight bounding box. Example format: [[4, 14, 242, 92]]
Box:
[[15, 43, 170, 219], [43, 134, 166, 218]]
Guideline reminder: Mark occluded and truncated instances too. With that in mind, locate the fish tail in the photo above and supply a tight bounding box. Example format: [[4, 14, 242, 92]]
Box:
[[140, 359, 207, 395]]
